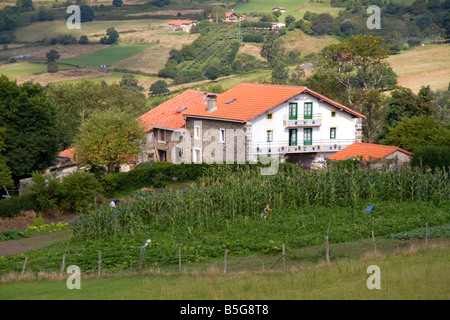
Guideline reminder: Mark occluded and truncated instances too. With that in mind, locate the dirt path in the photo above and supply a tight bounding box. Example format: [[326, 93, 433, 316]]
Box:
[[0, 230, 71, 256]]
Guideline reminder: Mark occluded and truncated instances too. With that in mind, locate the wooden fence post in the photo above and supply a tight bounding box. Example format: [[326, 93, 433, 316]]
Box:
[[179, 246, 182, 274], [98, 251, 102, 278], [371, 230, 377, 254], [139, 248, 144, 274], [425, 222, 428, 248], [325, 236, 330, 264], [282, 244, 286, 272], [21, 256, 28, 276], [60, 254, 66, 275], [223, 248, 228, 276]]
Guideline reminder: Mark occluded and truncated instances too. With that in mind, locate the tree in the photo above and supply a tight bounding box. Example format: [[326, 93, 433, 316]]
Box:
[[312, 13, 334, 35], [0, 127, 13, 189], [317, 35, 392, 142], [78, 35, 89, 45], [16, 0, 33, 12], [46, 49, 60, 63], [100, 27, 119, 44], [119, 74, 143, 91], [204, 58, 222, 81], [381, 116, 450, 153], [47, 61, 58, 73], [112, 0, 123, 7], [149, 80, 169, 96], [284, 15, 296, 29], [0, 75, 59, 180], [261, 31, 285, 68], [45, 79, 148, 150], [80, 4, 94, 23], [75, 110, 146, 174], [270, 58, 289, 84]]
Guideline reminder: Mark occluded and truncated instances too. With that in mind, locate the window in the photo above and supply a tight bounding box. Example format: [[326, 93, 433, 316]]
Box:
[[289, 129, 297, 146], [304, 102, 313, 120], [157, 129, 166, 142], [266, 113, 273, 120], [304, 128, 312, 145], [330, 127, 336, 139], [331, 111, 336, 118], [266, 130, 273, 142], [194, 125, 201, 140], [288, 103, 297, 120], [219, 128, 225, 143], [193, 148, 202, 163]]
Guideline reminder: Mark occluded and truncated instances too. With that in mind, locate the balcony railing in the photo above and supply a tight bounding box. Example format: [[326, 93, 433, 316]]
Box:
[[283, 114, 322, 127], [251, 139, 354, 155]]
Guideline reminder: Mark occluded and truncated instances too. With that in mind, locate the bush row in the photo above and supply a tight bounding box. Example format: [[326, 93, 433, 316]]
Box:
[[0, 194, 38, 218]]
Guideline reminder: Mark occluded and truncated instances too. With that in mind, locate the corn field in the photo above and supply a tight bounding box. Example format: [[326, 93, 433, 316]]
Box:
[[71, 165, 449, 241]]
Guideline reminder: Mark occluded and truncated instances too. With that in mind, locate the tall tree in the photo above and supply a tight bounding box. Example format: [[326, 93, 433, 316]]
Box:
[[0, 75, 59, 180], [0, 127, 13, 189], [316, 35, 392, 142], [75, 110, 145, 174], [261, 31, 285, 68]]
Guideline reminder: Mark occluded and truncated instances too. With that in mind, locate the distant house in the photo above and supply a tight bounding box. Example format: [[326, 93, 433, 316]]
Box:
[[326, 142, 412, 169], [166, 20, 196, 32], [224, 12, 238, 22], [271, 22, 286, 29], [273, 7, 286, 13]]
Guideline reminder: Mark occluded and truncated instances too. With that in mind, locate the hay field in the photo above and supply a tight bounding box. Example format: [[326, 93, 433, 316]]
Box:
[[387, 44, 450, 93]]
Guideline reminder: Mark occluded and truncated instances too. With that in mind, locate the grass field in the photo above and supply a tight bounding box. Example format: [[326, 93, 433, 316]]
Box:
[[0, 238, 448, 300], [60, 43, 155, 69], [0, 62, 74, 78], [233, 0, 308, 13], [387, 44, 450, 93]]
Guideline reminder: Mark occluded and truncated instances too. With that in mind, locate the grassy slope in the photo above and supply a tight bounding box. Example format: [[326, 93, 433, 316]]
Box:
[[387, 44, 450, 93], [0, 239, 448, 299], [0, 62, 73, 78]]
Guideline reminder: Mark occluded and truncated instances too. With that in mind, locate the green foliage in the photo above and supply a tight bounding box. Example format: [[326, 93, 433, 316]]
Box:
[[26, 221, 69, 233], [411, 145, 450, 171], [80, 4, 94, 23], [47, 61, 58, 73], [28, 172, 62, 214], [75, 109, 145, 174], [0, 230, 27, 241], [382, 116, 450, 153], [45, 49, 60, 63], [0, 74, 59, 180], [149, 80, 169, 96], [0, 193, 38, 218], [60, 171, 103, 213], [112, 0, 123, 7], [0, 127, 13, 188], [100, 27, 119, 44]]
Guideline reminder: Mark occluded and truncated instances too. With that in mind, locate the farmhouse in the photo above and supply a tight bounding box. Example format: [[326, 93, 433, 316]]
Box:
[[139, 89, 213, 163], [179, 83, 365, 168], [271, 22, 286, 29], [326, 142, 412, 169], [166, 20, 196, 32], [273, 7, 286, 13]]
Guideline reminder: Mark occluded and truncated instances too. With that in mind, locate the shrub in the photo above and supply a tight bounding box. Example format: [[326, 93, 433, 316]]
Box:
[[60, 171, 103, 213], [411, 145, 450, 171], [28, 172, 62, 213], [47, 61, 58, 73], [0, 193, 38, 218]]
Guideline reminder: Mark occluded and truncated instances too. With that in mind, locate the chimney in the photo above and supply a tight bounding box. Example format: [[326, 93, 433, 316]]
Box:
[[203, 92, 208, 104], [206, 94, 217, 113]]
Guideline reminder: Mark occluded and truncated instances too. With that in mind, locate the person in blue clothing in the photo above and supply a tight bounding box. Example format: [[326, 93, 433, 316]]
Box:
[[110, 199, 119, 212]]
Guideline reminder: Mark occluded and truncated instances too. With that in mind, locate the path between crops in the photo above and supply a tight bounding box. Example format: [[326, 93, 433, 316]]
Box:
[[0, 230, 71, 256]]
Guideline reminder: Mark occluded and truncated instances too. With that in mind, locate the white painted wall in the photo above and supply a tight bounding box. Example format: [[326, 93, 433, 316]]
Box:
[[250, 92, 359, 156]]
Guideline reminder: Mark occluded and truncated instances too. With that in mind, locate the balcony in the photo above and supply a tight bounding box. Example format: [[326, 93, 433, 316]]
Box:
[[283, 114, 322, 127], [251, 139, 354, 155]]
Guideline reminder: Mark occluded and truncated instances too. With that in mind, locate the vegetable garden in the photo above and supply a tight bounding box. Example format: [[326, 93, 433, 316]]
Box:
[[0, 164, 448, 274]]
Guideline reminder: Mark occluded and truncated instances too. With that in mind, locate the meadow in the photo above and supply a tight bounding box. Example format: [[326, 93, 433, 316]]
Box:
[[60, 43, 155, 69]]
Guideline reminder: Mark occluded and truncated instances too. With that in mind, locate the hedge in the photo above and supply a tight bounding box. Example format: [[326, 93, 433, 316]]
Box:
[[0, 194, 39, 218], [411, 145, 450, 171]]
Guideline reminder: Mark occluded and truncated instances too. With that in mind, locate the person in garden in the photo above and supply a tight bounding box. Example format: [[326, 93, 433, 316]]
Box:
[[261, 204, 270, 219], [110, 199, 119, 212]]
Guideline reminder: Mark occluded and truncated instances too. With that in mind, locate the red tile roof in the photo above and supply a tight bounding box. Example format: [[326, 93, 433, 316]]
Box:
[[327, 142, 412, 161], [168, 20, 195, 26], [58, 147, 75, 162], [181, 83, 365, 122], [140, 89, 210, 132]]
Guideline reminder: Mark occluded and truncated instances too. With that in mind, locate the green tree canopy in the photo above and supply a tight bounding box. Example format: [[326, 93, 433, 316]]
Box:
[[0, 75, 59, 180], [75, 110, 146, 174], [149, 80, 170, 96], [0, 127, 13, 188], [381, 116, 450, 153]]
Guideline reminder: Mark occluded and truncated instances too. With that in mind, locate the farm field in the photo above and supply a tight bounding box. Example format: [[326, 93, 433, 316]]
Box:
[[60, 43, 155, 69], [387, 44, 450, 93], [0, 62, 74, 78], [0, 238, 448, 300], [233, 0, 308, 14]]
